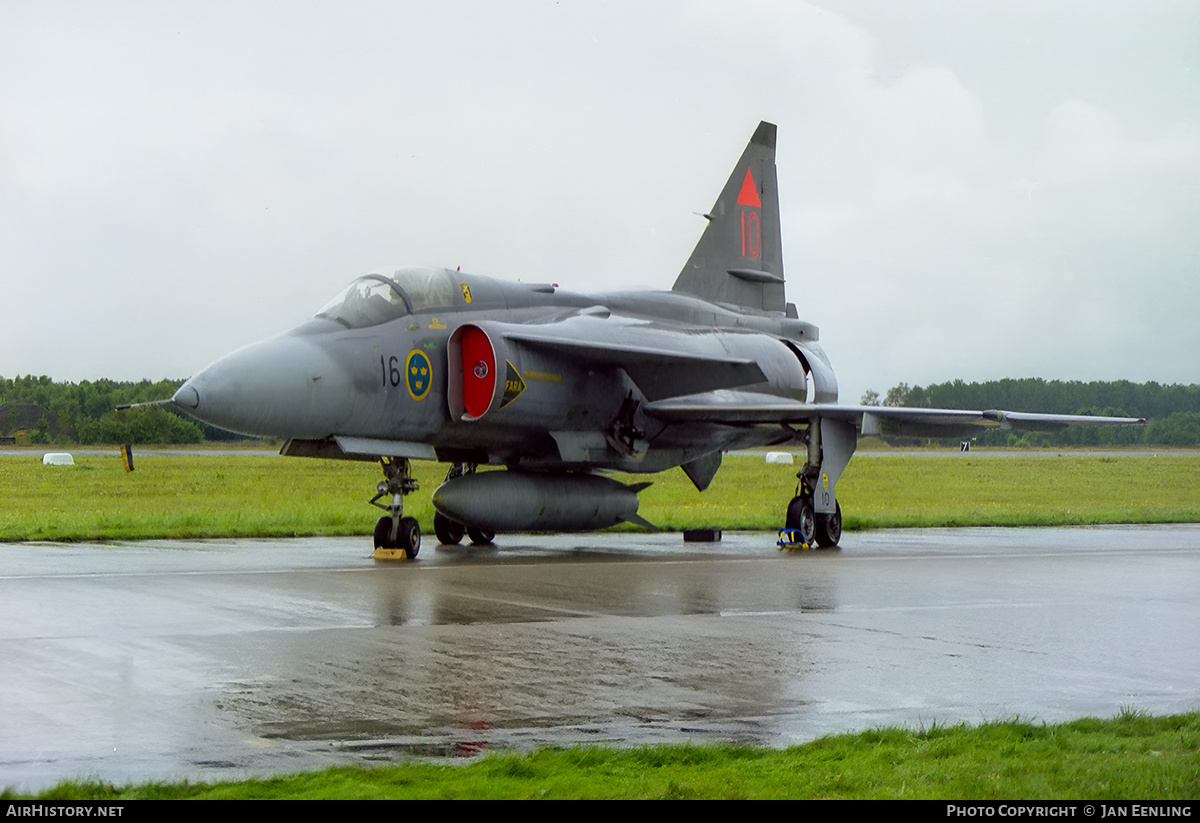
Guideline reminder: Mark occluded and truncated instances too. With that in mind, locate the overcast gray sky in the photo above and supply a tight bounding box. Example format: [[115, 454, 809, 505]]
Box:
[[3, 0, 1197, 405]]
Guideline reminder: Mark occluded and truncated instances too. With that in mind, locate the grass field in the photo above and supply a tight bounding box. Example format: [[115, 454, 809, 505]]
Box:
[[9, 711, 1198, 799], [2, 450, 1198, 542]]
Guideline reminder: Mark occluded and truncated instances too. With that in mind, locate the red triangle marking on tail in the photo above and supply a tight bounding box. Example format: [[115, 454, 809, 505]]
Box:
[[736, 169, 761, 208]]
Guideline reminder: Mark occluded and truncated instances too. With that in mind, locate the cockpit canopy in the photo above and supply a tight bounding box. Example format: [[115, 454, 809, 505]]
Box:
[[315, 267, 459, 329]]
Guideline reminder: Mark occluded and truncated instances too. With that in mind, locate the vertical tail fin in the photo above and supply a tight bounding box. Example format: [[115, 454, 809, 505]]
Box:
[[672, 121, 785, 313]]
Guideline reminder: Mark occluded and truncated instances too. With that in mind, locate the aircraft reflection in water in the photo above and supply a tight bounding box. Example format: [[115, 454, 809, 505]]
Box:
[[170, 122, 1144, 557]]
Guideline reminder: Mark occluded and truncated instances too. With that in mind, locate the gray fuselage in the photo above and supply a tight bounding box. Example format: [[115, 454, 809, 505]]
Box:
[[174, 267, 835, 475]]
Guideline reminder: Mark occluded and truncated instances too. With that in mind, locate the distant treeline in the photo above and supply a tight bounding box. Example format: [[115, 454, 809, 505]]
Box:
[[862, 378, 1200, 447], [0, 375, 241, 445], [3, 374, 1199, 447]]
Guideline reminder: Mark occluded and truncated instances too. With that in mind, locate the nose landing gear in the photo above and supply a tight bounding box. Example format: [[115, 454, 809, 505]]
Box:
[[371, 457, 420, 559]]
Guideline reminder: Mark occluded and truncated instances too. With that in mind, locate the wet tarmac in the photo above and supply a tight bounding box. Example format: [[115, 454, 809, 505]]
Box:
[[2, 525, 1198, 792]]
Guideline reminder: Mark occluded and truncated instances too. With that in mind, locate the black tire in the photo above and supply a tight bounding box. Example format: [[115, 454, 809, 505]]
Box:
[[814, 502, 842, 548], [374, 516, 395, 549], [785, 496, 816, 546], [433, 511, 465, 545], [397, 516, 421, 559], [466, 526, 495, 546]]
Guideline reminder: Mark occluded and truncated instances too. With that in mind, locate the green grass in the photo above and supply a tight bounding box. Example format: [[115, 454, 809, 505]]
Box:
[[9, 711, 1198, 799], [624, 452, 1200, 531], [2, 451, 1198, 542]]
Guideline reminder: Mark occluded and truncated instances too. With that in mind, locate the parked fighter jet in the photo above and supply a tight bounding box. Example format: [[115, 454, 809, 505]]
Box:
[[170, 122, 1144, 557]]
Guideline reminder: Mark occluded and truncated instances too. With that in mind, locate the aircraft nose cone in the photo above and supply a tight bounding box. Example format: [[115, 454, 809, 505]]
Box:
[[172, 383, 199, 410], [178, 334, 355, 438]]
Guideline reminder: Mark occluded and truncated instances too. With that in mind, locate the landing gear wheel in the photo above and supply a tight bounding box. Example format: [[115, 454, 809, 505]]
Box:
[[396, 516, 421, 559], [374, 516, 396, 549], [434, 511, 465, 546], [785, 496, 816, 547], [466, 526, 495, 546], [375, 516, 421, 559], [814, 502, 842, 548]]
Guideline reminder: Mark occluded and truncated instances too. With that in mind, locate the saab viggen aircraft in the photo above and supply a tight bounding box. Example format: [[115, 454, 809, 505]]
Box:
[[166, 122, 1144, 557]]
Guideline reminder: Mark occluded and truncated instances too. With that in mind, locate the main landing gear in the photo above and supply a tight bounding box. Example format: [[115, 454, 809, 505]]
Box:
[[432, 463, 494, 547], [778, 417, 855, 551], [433, 512, 495, 547], [371, 457, 421, 559], [781, 478, 841, 550]]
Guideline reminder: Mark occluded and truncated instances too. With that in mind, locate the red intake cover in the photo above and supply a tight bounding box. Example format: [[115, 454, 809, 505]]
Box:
[[460, 325, 496, 419]]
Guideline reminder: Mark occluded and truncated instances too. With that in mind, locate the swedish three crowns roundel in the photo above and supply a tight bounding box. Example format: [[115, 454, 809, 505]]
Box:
[[406, 350, 432, 401]]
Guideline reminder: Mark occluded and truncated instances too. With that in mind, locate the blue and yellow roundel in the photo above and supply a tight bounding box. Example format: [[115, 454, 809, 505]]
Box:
[[406, 350, 432, 401]]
